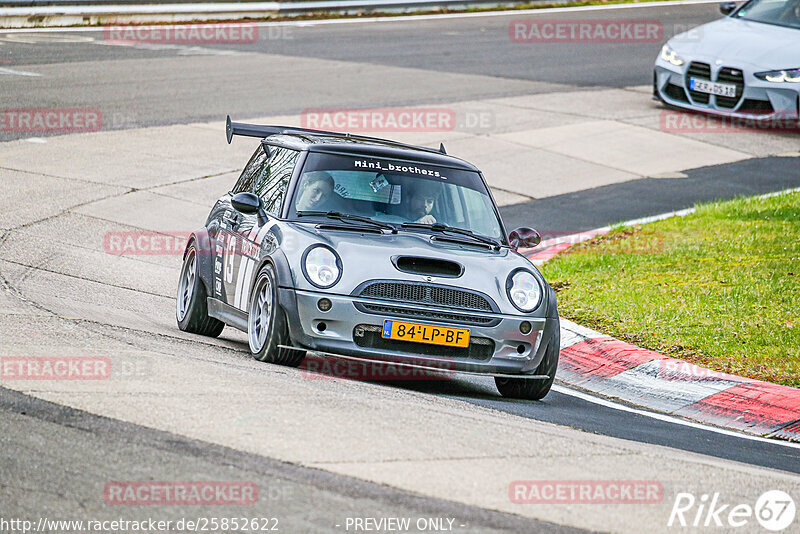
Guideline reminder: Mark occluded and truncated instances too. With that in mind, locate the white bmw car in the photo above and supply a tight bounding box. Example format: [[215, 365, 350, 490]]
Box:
[[654, 0, 800, 122]]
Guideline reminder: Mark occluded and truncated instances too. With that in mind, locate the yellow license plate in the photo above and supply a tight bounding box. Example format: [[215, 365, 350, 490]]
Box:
[[381, 319, 470, 348]]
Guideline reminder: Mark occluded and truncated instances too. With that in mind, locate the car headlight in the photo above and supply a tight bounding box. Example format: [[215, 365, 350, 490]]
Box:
[[755, 69, 800, 83], [660, 44, 684, 67], [302, 245, 342, 288], [506, 269, 543, 313]]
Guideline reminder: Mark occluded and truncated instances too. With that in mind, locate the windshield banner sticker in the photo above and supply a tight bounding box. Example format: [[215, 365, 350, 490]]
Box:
[[354, 159, 443, 179]]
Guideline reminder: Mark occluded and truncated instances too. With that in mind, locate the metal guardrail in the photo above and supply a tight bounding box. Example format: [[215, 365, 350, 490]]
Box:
[[2, 0, 507, 6], [0, 0, 518, 14], [0, 0, 525, 27], [0, 0, 299, 4]]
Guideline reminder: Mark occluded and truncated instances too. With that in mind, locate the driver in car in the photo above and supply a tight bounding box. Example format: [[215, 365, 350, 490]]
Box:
[[295, 172, 335, 212]]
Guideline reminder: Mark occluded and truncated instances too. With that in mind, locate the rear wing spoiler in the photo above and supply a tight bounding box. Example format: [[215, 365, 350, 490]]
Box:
[[226, 115, 341, 144], [225, 115, 447, 155]]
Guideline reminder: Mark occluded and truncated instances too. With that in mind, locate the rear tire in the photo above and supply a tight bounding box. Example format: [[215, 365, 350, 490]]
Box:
[[176, 242, 225, 337], [495, 325, 560, 400], [247, 263, 305, 367]]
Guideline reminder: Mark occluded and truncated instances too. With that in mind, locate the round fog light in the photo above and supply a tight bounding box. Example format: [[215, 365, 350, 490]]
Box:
[[520, 321, 532, 335], [317, 298, 332, 312], [317, 322, 327, 332]]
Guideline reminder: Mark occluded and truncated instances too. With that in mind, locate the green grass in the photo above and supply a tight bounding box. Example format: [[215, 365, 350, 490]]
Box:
[[542, 191, 800, 387]]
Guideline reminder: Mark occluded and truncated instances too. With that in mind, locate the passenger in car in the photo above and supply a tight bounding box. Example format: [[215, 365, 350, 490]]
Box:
[[403, 182, 440, 224]]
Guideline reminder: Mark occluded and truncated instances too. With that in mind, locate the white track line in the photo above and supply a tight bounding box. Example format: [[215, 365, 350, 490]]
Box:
[[0, 0, 723, 33], [552, 384, 800, 450], [0, 67, 41, 76]]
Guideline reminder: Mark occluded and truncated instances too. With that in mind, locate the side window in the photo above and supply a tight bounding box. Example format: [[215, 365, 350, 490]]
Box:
[[254, 147, 300, 216], [231, 145, 269, 194]]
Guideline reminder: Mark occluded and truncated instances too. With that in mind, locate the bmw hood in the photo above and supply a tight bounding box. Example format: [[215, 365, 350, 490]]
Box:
[[668, 17, 800, 70]]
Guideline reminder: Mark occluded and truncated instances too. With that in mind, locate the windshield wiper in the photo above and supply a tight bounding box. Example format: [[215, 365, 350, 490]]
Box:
[[297, 211, 397, 233], [400, 222, 502, 249]]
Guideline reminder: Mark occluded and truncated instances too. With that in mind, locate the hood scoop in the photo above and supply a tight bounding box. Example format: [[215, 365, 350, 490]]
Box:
[[393, 256, 463, 278]]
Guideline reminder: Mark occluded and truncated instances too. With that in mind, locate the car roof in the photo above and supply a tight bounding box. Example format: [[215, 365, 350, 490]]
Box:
[[264, 133, 481, 172]]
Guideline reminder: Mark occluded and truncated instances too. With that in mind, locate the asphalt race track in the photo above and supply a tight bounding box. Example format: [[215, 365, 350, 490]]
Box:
[[2, 2, 800, 533]]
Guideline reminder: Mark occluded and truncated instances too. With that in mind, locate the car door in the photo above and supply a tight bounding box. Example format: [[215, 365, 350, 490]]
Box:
[[224, 145, 301, 311], [211, 145, 269, 308]]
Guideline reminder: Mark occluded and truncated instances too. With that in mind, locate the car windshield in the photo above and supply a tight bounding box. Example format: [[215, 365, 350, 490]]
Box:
[[288, 152, 505, 241], [734, 0, 800, 29]]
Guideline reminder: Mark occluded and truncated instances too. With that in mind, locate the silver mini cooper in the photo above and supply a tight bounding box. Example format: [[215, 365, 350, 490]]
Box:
[[176, 117, 560, 400]]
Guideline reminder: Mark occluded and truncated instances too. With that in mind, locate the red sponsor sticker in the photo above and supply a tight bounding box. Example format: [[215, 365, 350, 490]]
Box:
[[509, 19, 663, 43], [104, 24, 259, 44], [104, 481, 258, 505], [1, 357, 111, 380], [0, 108, 102, 133], [510, 480, 663, 504], [301, 108, 457, 132]]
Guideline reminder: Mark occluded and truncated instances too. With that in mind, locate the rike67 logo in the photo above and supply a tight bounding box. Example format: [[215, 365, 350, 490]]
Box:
[[669, 490, 796, 531]]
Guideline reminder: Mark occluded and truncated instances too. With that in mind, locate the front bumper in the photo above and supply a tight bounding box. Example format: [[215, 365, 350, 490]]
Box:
[[654, 59, 800, 122], [278, 287, 558, 375]]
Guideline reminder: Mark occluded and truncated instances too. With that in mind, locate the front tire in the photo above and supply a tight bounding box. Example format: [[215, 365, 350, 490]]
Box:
[[495, 325, 560, 400], [176, 242, 225, 337], [247, 263, 304, 367]]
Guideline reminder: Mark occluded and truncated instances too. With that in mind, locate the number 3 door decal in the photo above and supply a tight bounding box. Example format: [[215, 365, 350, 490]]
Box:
[[224, 236, 237, 284]]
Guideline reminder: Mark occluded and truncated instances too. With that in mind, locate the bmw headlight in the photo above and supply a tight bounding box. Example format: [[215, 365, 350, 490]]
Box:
[[660, 44, 684, 67], [506, 269, 543, 313], [302, 245, 342, 288], [755, 69, 800, 83]]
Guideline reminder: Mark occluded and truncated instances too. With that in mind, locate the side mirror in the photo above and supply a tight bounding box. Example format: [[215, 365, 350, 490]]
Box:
[[719, 2, 736, 15], [231, 192, 268, 226], [508, 227, 541, 251]]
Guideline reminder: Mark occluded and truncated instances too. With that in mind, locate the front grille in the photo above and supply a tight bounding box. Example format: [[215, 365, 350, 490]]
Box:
[[353, 324, 494, 361], [716, 67, 744, 109], [664, 82, 689, 103], [686, 62, 711, 104], [357, 303, 498, 326], [358, 281, 494, 311]]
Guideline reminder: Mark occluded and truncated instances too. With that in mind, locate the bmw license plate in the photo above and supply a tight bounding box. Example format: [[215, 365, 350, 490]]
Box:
[[689, 78, 737, 97], [382, 319, 470, 348]]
